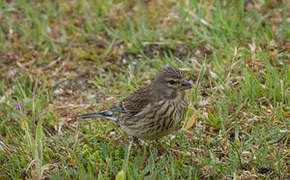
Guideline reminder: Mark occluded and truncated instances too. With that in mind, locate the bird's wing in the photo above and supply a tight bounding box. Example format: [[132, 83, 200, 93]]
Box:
[[111, 87, 151, 116]]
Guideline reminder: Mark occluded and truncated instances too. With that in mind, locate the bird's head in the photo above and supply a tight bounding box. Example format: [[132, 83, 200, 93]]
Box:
[[151, 67, 192, 99]]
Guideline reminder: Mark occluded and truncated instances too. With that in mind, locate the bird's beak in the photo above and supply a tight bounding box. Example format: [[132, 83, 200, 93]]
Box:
[[181, 80, 192, 89]]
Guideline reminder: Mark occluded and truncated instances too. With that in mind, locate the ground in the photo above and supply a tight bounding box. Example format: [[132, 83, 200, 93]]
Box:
[[0, 0, 289, 179]]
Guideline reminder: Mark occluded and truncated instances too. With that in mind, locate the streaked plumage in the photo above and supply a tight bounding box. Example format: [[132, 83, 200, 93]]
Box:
[[79, 67, 192, 140]]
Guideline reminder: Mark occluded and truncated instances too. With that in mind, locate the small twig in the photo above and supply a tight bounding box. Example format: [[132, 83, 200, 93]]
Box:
[[73, 117, 79, 151]]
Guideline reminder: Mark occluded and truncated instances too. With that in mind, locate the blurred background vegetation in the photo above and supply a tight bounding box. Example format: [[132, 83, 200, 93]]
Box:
[[0, 0, 289, 179]]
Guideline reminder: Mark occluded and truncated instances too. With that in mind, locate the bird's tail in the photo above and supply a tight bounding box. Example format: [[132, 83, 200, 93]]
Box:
[[78, 111, 117, 121]]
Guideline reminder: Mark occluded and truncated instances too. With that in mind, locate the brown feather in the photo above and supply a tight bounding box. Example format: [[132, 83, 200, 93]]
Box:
[[119, 87, 152, 115], [79, 66, 192, 140]]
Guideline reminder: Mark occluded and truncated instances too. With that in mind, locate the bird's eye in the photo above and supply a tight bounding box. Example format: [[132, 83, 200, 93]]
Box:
[[168, 80, 176, 85]]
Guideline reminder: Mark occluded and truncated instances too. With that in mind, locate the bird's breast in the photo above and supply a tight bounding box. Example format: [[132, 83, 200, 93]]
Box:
[[118, 92, 188, 140]]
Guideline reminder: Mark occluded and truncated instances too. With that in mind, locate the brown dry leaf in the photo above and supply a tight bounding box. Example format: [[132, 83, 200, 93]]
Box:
[[185, 111, 199, 130], [284, 43, 290, 51], [20, 119, 26, 131]]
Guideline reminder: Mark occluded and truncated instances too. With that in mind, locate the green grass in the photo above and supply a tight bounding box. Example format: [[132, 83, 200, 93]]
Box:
[[0, 0, 289, 179]]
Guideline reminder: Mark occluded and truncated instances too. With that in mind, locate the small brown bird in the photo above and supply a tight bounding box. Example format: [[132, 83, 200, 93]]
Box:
[[79, 67, 192, 140]]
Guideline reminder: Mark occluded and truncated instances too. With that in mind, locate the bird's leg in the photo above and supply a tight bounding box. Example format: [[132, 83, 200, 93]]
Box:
[[133, 136, 143, 149], [124, 139, 133, 168], [133, 136, 147, 157]]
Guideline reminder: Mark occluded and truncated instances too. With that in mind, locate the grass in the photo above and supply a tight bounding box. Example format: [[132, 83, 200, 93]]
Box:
[[0, 0, 289, 179]]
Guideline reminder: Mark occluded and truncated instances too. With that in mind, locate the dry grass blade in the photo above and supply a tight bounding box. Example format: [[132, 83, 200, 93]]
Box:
[[184, 111, 199, 130], [0, 0, 288, 179], [0, 140, 16, 153]]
